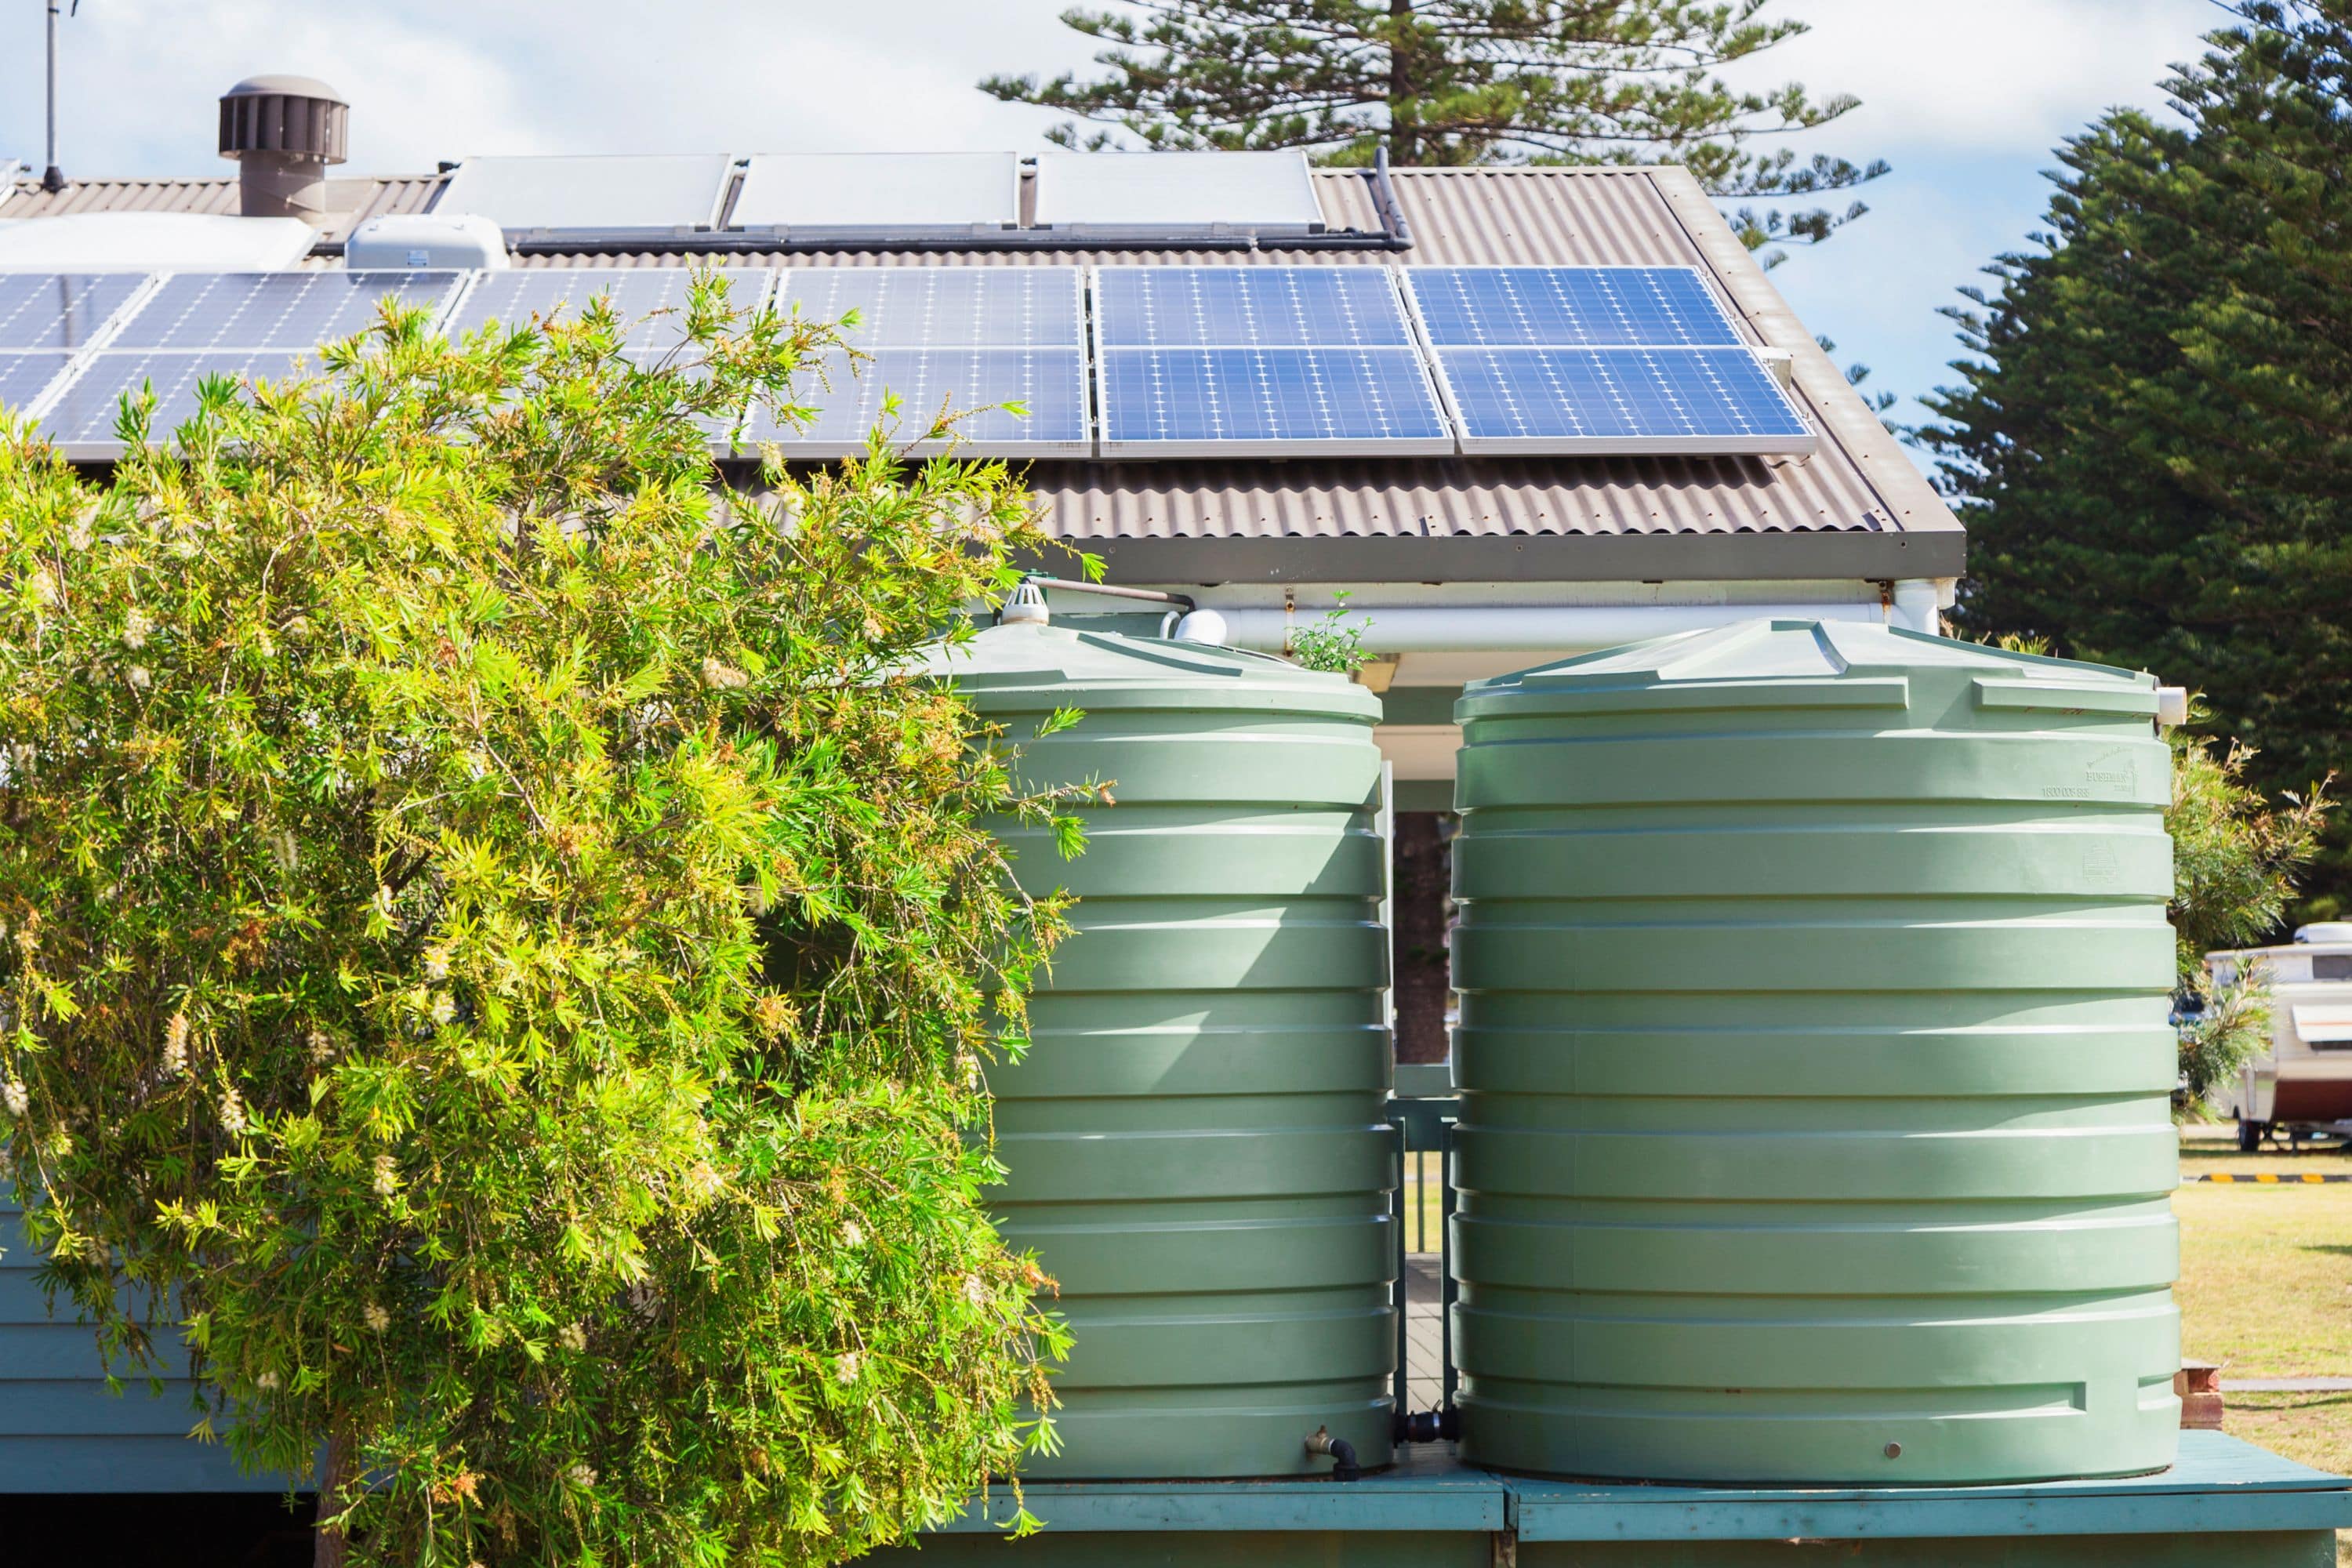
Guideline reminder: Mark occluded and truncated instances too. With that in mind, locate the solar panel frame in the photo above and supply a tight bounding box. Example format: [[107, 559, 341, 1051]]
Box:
[[1428, 345, 1818, 457], [0, 272, 154, 350], [1401, 265, 1746, 349]]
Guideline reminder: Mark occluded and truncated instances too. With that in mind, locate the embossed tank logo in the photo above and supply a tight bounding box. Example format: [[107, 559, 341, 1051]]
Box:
[[2044, 747, 2139, 800]]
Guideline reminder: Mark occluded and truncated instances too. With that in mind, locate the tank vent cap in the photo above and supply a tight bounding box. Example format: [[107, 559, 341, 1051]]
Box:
[[997, 581, 1049, 626]]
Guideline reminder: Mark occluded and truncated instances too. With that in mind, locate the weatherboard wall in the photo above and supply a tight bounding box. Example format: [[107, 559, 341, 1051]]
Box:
[[0, 1203, 274, 1492]]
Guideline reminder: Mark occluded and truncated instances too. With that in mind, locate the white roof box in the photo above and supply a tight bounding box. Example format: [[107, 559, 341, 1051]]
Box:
[[347, 212, 508, 270], [0, 212, 315, 271]]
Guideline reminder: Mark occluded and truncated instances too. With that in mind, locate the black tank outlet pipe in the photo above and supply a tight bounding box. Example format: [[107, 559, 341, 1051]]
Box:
[[1395, 1407, 1459, 1445], [1305, 1425, 1362, 1481]]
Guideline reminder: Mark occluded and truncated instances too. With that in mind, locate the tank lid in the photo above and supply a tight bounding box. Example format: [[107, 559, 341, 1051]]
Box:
[[1460, 619, 2157, 720], [918, 622, 1381, 718]]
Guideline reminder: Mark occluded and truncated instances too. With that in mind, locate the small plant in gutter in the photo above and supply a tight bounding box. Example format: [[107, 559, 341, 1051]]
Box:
[[1290, 591, 1370, 674]]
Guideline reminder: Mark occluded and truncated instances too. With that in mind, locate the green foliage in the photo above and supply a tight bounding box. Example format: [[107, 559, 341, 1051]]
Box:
[[1287, 590, 1369, 674], [981, 0, 1886, 254], [1922, 1, 2352, 915], [0, 276, 1081, 1563], [2169, 725, 2330, 1116]]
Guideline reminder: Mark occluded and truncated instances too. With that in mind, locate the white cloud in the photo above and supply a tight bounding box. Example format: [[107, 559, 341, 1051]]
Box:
[[1751, 0, 2213, 155]]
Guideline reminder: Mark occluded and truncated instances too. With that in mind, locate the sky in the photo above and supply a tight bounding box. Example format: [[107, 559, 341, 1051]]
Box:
[[1, 0, 2227, 437]]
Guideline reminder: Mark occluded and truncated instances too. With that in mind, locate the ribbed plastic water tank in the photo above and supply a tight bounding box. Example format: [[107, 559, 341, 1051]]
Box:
[[925, 620, 1395, 1478], [1449, 619, 2180, 1484]]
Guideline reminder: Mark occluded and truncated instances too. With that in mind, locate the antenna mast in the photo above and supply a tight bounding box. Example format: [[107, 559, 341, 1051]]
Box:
[[42, 1, 78, 193]]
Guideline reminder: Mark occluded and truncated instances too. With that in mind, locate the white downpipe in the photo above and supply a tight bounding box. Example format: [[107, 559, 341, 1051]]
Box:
[[1216, 600, 1895, 655], [1890, 579, 1944, 635]]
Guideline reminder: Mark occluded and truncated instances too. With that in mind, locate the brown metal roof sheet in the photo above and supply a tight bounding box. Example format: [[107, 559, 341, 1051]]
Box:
[[4, 164, 1959, 583], [1, 174, 438, 241]]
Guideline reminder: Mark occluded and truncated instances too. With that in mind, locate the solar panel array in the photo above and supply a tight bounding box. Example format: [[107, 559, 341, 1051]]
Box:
[[39, 272, 463, 456], [3, 261, 1816, 461], [1094, 266, 1450, 457], [750, 268, 1088, 457], [0, 274, 155, 430], [446, 267, 772, 364], [1403, 266, 1814, 456]]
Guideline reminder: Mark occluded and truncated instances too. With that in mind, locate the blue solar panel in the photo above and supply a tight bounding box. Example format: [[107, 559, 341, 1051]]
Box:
[[111, 271, 460, 351], [0, 273, 151, 350], [745, 347, 1088, 457], [40, 351, 307, 456], [779, 268, 1082, 348], [1096, 347, 1450, 456], [1094, 267, 1413, 348], [1436, 347, 1815, 455], [1406, 267, 1742, 347], [444, 267, 773, 354], [0, 351, 73, 415]]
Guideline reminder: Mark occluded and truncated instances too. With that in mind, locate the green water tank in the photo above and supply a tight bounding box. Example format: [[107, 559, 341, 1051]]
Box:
[[1449, 619, 2180, 1484], [925, 619, 1395, 1479]]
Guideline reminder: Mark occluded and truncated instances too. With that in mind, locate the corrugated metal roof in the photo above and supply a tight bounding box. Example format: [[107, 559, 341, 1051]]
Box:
[[0, 174, 438, 241], [3, 163, 1958, 584]]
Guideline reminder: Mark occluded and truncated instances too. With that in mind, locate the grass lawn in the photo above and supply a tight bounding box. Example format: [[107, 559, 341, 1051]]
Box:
[[2173, 1124, 2352, 1568]]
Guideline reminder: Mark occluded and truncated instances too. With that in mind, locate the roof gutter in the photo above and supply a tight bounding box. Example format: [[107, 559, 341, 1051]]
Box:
[[1213, 593, 1930, 655]]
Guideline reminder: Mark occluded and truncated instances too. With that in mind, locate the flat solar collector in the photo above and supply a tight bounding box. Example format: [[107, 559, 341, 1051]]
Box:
[[782, 268, 1081, 348], [41, 272, 462, 458], [0, 273, 151, 350], [748, 268, 1087, 456], [1405, 264, 1816, 456], [1096, 267, 1413, 347], [1094, 266, 1449, 456], [1405, 266, 1744, 347], [1438, 346, 1813, 455], [445, 267, 774, 354], [42, 352, 307, 453], [111, 271, 459, 351], [1098, 347, 1448, 455], [0, 351, 74, 414]]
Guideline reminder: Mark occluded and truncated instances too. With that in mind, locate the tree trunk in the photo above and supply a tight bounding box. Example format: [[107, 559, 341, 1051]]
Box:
[[1392, 811, 1452, 1065], [314, 1431, 350, 1568]]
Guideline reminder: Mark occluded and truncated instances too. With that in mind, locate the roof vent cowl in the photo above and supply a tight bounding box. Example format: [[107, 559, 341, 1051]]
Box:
[[219, 74, 349, 223]]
